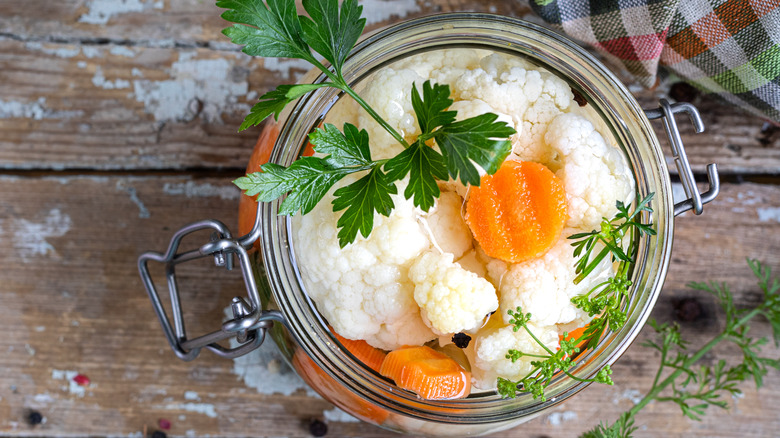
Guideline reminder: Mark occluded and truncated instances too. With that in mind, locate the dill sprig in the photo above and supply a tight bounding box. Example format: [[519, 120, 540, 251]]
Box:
[[580, 259, 780, 437]]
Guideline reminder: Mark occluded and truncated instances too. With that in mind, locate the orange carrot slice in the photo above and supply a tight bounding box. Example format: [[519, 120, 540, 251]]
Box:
[[380, 346, 471, 400], [332, 331, 386, 373], [238, 122, 316, 243], [293, 349, 389, 425], [465, 160, 566, 263]]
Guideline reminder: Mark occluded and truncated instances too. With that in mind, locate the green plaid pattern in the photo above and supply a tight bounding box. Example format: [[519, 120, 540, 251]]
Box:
[[532, 0, 780, 121]]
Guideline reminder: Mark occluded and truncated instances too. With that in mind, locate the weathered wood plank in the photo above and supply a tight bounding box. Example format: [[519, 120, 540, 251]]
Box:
[[0, 0, 534, 45], [0, 35, 778, 173], [0, 176, 777, 437]]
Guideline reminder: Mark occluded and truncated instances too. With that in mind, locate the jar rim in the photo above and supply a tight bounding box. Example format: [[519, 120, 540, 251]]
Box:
[[259, 12, 674, 428]]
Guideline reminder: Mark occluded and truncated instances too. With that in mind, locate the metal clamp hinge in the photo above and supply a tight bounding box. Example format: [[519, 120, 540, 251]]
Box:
[[645, 99, 720, 216], [137, 219, 281, 361]]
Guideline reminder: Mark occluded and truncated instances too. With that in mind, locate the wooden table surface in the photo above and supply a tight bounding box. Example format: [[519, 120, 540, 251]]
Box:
[[1, 1, 779, 437]]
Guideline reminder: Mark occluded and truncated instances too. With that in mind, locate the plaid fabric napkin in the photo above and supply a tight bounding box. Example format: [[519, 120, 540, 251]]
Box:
[[531, 0, 780, 122]]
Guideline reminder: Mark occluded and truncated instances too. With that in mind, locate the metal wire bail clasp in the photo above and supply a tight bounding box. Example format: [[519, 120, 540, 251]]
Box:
[[138, 218, 282, 361], [645, 99, 720, 216]]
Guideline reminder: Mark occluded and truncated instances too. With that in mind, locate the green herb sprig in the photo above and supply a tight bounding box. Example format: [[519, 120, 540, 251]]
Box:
[[581, 259, 780, 437], [497, 194, 655, 399], [497, 307, 614, 401], [222, 0, 515, 247], [569, 194, 656, 284]]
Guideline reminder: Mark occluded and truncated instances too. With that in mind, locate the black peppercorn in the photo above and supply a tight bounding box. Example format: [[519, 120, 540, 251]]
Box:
[[151, 431, 167, 438], [309, 418, 328, 437], [452, 333, 472, 348], [570, 87, 587, 107], [27, 411, 43, 425]]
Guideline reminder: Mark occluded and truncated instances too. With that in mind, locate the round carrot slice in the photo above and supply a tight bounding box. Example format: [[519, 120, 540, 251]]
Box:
[[465, 160, 566, 263], [380, 346, 471, 400]]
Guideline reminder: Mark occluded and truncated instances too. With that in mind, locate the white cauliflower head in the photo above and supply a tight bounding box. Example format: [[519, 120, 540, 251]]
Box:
[[487, 235, 614, 328], [410, 251, 498, 336], [423, 190, 472, 259], [543, 113, 635, 231], [472, 323, 559, 389], [292, 176, 436, 350]]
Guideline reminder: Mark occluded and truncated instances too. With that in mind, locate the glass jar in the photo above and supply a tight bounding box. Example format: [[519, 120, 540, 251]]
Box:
[[140, 12, 719, 437]]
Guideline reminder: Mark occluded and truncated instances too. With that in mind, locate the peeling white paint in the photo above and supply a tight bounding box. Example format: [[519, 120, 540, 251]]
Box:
[[116, 180, 150, 218], [323, 407, 359, 423], [757, 207, 780, 223], [132, 53, 250, 122], [263, 57, 314, 81], [109, 46, 137, 57], [77, 61, 88, 68], [225, 308, 316, 396], [131, 68, 144, 77], [737, 191, 762, 205], [24, 42, 81, 58], [360, 0, 420, 24], [0, 98, 84, 120], [52, 369, 86, 398], [92, 66, 131, 90], [5, 208, 72, 261], [160, 402, 217, 418], [162, 181, 240, 200], [35, 326, 46, 332], [33, 393, 55, 403], [184, 390, 200, 401], [79, 0, 164, 25], [24, 343, 36, 356], [546, 410, 577, 426], [82, 46, 103, 58], [612, 388, 643, 405]]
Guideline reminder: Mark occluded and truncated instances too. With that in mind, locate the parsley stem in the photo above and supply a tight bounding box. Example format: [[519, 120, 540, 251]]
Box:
[[334, 78, 410, 148]]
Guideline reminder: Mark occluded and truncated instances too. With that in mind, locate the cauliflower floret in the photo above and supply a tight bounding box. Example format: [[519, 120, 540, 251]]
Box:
[[293, 177, 436, 350], [357, 67, 424, 158], [473, 323, 559, 389], [544, 113, 634, 230], [488, 237, 614, 327], [424, 191, 472, 259], [410, 251, 498, 335], [456, 249, 487, 278]]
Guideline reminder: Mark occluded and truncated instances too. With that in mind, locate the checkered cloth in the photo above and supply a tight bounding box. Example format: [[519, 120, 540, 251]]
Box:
[[531, 0, 780, 122]]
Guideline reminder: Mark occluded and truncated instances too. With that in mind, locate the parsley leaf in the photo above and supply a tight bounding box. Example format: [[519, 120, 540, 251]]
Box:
[[332, 168, 397, 248], [435, 113, 515, 186], [411, 81, 456, 135], [218, 0, 312, 61], [309, 122, 373, 167], [241, 83, 331, 131], [298, 0, 365, 74], [222, 2, 517, 247], [384, 141, 448, 211], [234, 157, 350, 215]]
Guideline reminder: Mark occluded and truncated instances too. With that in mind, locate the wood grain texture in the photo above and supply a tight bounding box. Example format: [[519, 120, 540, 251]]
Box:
[[0, 4, 778, 173], [0, 176, 777, 437], [2, 1, 779, 437]]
